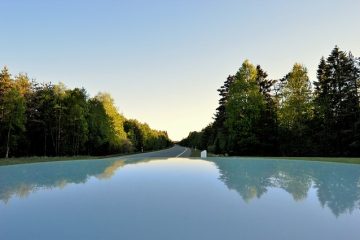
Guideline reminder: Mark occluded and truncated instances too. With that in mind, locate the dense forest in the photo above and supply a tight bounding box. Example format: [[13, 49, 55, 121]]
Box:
[[180, 46, 360, 156], [0, 68, 172, 158]]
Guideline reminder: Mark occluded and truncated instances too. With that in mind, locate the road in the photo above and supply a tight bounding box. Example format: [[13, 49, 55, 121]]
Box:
[[117, 145, 191, 158]]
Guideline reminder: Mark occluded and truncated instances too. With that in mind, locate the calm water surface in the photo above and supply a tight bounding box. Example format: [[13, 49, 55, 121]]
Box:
[[1, 157, 360, 240]]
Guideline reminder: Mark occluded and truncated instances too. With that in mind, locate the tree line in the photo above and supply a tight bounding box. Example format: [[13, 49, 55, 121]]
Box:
[[180, 46, 360, 156], [0, 68, 172, 158]]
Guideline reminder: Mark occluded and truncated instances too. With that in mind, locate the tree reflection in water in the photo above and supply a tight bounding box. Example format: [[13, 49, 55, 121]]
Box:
[[210, 158, 360, 216], [0, 157, 145, 203], [1, 157, 359, 217]]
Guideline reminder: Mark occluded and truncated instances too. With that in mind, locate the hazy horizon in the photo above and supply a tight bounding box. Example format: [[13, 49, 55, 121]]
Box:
[[2, 0, 360, 141]]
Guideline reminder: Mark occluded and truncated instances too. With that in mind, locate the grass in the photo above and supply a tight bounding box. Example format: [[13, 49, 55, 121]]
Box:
[[189, 149, 202, 157], [189, 149, 360, 164], [0, 151, 145, 166], [0, 155, 104, 166], [264, 156, 360, 164], [210, 155, 360, 164], [7, 149, 202, 166], [189, 148, 217, 157], [0, 146, 175, 166], [2, 148, 360, 166]]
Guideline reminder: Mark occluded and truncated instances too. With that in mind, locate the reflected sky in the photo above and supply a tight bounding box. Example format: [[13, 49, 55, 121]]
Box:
[[1, 158, 360, 240]]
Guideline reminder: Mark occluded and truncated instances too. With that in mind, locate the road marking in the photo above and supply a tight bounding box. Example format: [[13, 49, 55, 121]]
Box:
[[175, 148, 188, 158]]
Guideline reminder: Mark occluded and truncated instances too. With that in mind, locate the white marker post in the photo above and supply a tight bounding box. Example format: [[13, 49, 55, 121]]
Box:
[[200, 150, 207, 158]]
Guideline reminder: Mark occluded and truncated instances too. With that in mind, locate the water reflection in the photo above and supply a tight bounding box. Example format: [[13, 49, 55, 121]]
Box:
[[1, 157, 360, 217], [209, 158, 360, 216], [0, 157, 147, 204]]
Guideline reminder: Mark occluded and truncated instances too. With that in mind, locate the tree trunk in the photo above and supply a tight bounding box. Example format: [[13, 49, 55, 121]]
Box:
[[57, 106, 62, 155], [5, 123, 11, 158], [44, 126, 47, 156]]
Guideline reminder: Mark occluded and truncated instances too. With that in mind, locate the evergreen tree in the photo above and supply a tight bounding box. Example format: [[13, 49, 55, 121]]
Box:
[[180, 47, 360, 157], [255, 65, 278, 155], [213, 75, 235, 153], [314, 46, 360, 155]]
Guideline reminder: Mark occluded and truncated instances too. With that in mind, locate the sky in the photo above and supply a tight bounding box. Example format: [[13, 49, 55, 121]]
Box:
[[1, 0, 360, 141]]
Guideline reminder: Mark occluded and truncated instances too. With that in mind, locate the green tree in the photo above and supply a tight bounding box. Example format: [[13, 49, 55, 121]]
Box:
[[255, 65, 278, 155], [62, 88, 89, 155], [124, 119, 144, 152], [0, 68, 27, 157], [0, 67, 13, 120], [95, 93, 132, 153], [87, 98, 113, 155], [14, 73, 31, 96], [2, 88, 26, 158], [314, 46, 360, 155], [179, 131, 202, 149], [25, 83, 56, 156], [213, 75, 235, 154], [0, 66, 172, 158], [278, 64, 313, 155], [225, 60, 266, 155]]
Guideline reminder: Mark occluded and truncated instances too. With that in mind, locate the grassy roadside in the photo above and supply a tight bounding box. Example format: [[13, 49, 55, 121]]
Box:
[[2, 148, 360, 166], [0, 155, 102, 166], [0, 147, 173, 166], [213, 155, 360, 164], [0, 147, 207, 166], [189, 148, 217, 157], [189, 148, 360, 164], [189, 149, 202, 157], [264, 156, 360, 164]]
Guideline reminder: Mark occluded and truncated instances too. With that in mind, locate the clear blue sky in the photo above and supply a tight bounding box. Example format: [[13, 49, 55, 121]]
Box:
[[1, 0, 360, 140]]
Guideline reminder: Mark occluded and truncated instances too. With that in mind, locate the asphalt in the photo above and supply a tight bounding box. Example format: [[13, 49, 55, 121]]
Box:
[[117, 145, 191, 158]]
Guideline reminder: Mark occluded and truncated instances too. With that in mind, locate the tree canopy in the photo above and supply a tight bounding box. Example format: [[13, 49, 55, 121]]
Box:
[[180, 46, 360, 157], [0, 69, 172, 158]]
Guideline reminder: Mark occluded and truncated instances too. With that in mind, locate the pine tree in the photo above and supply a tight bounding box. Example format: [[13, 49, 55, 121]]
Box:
[[314, 46, 360, 155], [255, 65, 278, 155], [213, 75, 235, 153]]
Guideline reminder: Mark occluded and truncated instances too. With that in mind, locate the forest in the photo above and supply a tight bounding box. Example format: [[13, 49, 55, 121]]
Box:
[[0, 69, 172, 158], [180, 46, 360, 157]]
